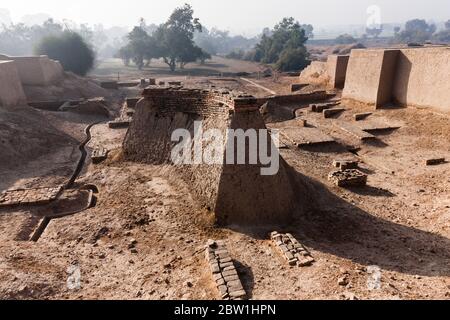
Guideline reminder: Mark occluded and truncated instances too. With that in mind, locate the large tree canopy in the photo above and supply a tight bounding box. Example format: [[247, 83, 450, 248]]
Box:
[[34, 31, 95, 75], [252, 17, 310, 71], [395, 19, 436, 44], [118, 4, 209, 71]]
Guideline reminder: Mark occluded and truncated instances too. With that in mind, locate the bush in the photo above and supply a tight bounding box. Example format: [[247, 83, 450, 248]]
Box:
[[335, 34, 357, 44], [34, 31, 95, 76], [275, 47, 309, 72]]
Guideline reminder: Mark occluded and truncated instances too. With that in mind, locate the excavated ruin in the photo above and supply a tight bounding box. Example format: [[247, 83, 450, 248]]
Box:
[[124, 86, 312, 226]]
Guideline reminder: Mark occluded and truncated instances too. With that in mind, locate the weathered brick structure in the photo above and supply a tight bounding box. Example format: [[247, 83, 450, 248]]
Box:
[[123, 86, 311, 225]]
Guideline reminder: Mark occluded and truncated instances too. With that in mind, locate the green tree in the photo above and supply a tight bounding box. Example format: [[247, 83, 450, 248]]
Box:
[[154, 4, 206, 71], [252, 17, 309, 71], [335, 34, 357, 44], [395, 19, 436, 44], [275, 47, 309, 71], [34, 31, 95, 75], [127, 26, 150, 69]]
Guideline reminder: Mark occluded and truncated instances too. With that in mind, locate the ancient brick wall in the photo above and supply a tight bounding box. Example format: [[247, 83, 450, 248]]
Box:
[[123, 87, 308, 225]]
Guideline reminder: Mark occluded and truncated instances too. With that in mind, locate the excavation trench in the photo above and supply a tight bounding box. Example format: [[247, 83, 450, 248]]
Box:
[[30, 121, 102, 241]]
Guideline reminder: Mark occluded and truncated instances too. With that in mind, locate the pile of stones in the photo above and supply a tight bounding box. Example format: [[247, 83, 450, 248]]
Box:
[[91, 147, 108, 164], [328, 169, 367, 187], [205, 240, 246, 300], [270, 232, 315, 267]]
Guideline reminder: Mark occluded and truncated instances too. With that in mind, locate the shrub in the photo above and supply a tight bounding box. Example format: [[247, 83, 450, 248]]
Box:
[[34, 31, 95, 75], [275, 47, 309, 72]]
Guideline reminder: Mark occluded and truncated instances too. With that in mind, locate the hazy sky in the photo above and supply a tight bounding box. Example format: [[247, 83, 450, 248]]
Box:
[[3, 0, 450, 35]]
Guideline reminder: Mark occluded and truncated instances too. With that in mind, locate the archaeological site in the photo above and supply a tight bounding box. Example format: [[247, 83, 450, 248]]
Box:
[[0, 1, 450, 307]]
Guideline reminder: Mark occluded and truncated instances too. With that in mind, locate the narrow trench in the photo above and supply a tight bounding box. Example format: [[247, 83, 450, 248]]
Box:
[[30, 121, 102, 242]]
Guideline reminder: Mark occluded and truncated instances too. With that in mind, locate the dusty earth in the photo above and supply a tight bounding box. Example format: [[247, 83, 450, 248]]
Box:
[[0, 57, 450, 300]]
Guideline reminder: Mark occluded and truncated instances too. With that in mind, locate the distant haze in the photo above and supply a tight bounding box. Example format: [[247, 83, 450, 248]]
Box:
[[2, 0, 450, 36]]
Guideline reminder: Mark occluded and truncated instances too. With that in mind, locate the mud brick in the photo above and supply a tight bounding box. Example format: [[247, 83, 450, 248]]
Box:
[[229, 290, 246, 299], [279, 245, 289, 252], [289, 259, 298, 266], [328, 169, 367, 187], [333, 160, 358, 170], [228, 282, 244, 292], [218, 284, 228, 296], [224, 275, 240, 282], [223, 266, 235, 272], [216, 278, 225, 286], [285, 252, 295, 260], [220, 257, 232, 264], [227, 280, 243, 288], [297, 256, 315, 267], [213, 273, 224, 282], [222, 269, 238, 277], [210, 263, 221, 274], [220, 262, 233, 269]]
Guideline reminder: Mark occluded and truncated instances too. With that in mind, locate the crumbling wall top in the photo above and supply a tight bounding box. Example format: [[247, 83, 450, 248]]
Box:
[[141, 85, 259, 112]]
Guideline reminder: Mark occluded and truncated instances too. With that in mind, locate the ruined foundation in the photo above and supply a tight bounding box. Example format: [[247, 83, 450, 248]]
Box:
[[123, 86, 309, 225]]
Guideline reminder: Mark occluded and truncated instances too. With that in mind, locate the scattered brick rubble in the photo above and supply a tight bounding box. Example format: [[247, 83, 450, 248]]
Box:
[[270, 232, 315, 267], [205, 240, 246, 300], [328, 169, 368, 187], [333, 159, 359, 171], [0, 186, 62, 207], [310, 101, 340, 112], [91, 147, 108, 164]]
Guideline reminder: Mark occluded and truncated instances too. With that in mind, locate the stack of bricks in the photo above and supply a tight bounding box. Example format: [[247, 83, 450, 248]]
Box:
[[271, 232, 315, 267], [91, 147, 108, 164], [333, 159, 359, 171], [205, 240, 246, 300], [141, 86, 260, 116], [328, 169, 367, 187], [0, 186, 62, 207]]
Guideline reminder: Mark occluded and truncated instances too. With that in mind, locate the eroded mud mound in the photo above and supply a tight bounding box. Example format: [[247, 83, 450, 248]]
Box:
[[23, 72, 112, 102], [124, 87, 312, 226], [0, 106, 77, 169]]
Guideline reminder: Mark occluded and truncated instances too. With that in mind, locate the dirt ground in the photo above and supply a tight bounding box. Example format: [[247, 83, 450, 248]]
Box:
[[1, 58, 450, 300]]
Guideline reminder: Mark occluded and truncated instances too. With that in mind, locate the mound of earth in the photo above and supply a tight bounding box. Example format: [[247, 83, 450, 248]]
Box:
[[0, 106, 77, 170], [260, 101, 295, 124], [23, 72, 112, 102]]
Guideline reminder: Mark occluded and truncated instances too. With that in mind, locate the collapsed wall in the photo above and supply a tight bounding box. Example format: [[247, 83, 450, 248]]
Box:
[[0, 55, 64, 86], [0, 61, 27, 108], [342, 47, 450, 111], [124, 87, 308, 225]]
